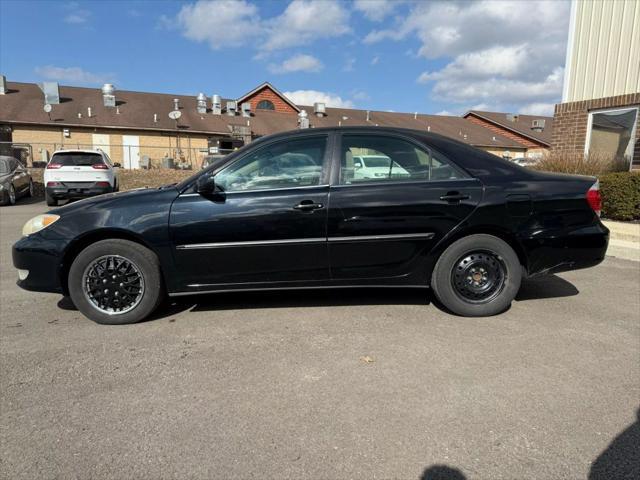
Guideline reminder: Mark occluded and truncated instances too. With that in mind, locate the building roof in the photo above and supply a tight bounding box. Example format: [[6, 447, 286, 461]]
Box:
[[0, 81, 525, 149], [464, 110, 553, 146], [236, 82, 301, 113]]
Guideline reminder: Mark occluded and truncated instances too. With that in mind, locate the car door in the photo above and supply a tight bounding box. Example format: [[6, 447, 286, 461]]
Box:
[[327, 133, 483, 281], [169, 134, 332, 290], [9, 158, 28, 193]]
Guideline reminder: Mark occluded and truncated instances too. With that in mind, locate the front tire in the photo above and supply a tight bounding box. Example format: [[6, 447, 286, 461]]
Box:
[[27, 179, 34, 197], [68, 239, 164, 324], [431, 234, 522, 317]]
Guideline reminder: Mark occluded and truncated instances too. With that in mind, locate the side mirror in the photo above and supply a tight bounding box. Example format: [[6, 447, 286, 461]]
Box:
[[196, 174, 222, 196], [113, 162, 121, 168], [354, 162, 362, 169]]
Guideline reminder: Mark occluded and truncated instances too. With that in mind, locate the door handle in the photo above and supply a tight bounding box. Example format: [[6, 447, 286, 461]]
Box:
[[293, 201, 324, 211], [439, 192, 470, 203]]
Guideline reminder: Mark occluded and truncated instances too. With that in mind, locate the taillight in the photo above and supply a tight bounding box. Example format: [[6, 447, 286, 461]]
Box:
[[46, 181, 61, 187], [95, 181, 111, 187], [92, 163, 109, 170], [46, 163, 62, 169], [586, 180, 602, 217]]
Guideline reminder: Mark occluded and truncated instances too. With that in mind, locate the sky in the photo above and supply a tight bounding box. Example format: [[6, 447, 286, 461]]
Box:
[[0, 0, 571, 116]]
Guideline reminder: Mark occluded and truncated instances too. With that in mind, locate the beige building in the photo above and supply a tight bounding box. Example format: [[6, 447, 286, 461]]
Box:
[[552, 0, 640, 169], [0, 80, 539, 168]]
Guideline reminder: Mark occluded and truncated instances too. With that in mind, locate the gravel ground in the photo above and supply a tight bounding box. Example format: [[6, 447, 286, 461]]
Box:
[[1, 200, 639, 480]]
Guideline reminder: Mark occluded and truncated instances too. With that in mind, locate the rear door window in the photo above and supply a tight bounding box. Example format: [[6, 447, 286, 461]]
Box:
[[51, 153, 105, 167]]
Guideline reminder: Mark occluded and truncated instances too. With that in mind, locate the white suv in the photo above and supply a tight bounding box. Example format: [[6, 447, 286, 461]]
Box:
[[44, 149, 119, 206]]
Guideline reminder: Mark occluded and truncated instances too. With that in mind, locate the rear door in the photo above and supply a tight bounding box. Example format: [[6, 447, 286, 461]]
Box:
[[328, 133, 483, 281]]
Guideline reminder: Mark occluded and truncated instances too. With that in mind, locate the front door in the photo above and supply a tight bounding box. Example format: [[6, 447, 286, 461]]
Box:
[[328, 133, 482, 281], [170, 134, 332, 290], [122, 135, 140, 169]]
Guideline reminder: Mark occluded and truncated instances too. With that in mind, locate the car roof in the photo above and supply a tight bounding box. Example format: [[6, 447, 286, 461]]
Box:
[[52, 149, 104, 155]]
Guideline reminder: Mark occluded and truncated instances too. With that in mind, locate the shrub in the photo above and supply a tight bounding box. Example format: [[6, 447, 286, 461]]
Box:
[[29, 168, 195, 197], [599, 172, 640, 221], [534, 151, 629, 176]]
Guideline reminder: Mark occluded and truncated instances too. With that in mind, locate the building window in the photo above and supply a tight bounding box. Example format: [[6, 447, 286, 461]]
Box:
[[256, 100, 275, 111], [585, 107, 638, 168]]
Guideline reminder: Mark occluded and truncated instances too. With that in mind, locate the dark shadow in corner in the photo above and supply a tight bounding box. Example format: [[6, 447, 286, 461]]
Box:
[[515, 274, 579, 301], [420, 464, 467, 480], [57, 296, 77, 311], [589, 407, 640, 480]]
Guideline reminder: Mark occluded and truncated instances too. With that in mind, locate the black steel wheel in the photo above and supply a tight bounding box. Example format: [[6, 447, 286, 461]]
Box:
[[431, 234, 522, 317], [68, 239, 164, 324], [451, 251, 506, 304]]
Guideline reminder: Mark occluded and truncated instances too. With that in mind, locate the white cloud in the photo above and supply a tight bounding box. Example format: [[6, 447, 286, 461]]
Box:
[[353, 0, 398, 22], [283, 90, 354, 108], [268, 54, 323, 74], [176, 0, 260, 49], [519, 102, 556, 116], [368, 0, 570, 113], [262, 0, 350, 51], [34, 65, 115, 85], [370, 55, 379, 66], [343, 56, 356, 72]]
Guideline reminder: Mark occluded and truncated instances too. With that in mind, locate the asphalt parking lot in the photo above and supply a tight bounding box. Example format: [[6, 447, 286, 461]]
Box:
[[1, 200, 638, 480]]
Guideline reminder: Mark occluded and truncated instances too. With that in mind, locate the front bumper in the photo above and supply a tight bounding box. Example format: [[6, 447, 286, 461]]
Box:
[[46, 184, 112, 200], [12, 234, 67, 294]]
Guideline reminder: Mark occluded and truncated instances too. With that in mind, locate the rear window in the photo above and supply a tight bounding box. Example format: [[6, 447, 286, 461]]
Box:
[[51, 153, 104, 166]]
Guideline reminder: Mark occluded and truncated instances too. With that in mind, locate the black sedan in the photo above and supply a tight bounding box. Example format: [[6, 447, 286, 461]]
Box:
[[0, 155, 34, 206], [13, 127, 609, 324]]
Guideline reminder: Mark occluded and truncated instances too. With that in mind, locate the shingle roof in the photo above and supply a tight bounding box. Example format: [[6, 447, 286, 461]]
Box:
[[0, 81, 526, 149], [464, 110, 554, 146]]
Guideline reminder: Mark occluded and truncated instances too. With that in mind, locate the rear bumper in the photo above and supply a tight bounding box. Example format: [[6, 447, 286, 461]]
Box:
[[522, 222, 610, 277], [46, 184, 112, 200], [12, 234, 66, 294]]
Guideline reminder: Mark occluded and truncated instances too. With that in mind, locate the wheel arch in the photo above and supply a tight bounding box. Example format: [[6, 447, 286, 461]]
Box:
[[59, 229, 163, 296]]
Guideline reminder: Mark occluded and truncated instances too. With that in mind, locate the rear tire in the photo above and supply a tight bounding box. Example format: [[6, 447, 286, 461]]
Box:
[[27, 179, 34, 197], [431, 234, 522, 317], [68, 239, 164, 325], [45, 191, 58, 207]]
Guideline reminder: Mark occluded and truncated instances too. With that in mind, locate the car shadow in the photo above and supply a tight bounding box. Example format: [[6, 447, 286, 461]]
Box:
[[515, 274, 578, 301], [420, 465, 467, 479], [589, 407, 640, 480]]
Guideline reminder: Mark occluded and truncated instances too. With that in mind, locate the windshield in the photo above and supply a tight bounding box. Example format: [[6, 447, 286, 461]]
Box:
[[0, 159, 10, 174], [51, 152, 104, 166]]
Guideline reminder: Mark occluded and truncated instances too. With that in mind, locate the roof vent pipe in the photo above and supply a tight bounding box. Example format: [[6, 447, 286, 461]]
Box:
[[0, 75, 6, 95], [173, 98, 180, 111], [197, 93, 207, 114], [154, 113, 158, 123], [427, 125, 431, 132], [87, 107, 92, 118], [366, 110, 370, 122], [241, 102, 251, 118], [101, 83, 116, 107], [212, 94, 222, 115], [226, 101, 237, 116], [298, 110, 309, 129], [414, 112, 417, 119], [314, 102, 326, 117]]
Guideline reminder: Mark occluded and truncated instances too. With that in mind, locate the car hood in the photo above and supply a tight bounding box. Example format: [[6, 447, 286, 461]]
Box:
[[49, 185, 179, 214]]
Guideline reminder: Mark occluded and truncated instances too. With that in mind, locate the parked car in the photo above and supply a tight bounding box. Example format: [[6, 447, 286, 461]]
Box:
[[0, 155, 33, 206], [43, 149, 120, 206], [13, 127, 609, 324], [353, 155, 410, 181], [512, 157, 540, 168]]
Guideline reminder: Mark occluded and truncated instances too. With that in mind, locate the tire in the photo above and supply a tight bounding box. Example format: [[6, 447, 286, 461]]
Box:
[[6, 184, 16, 206], [45, 191, 58, 207], [68, 239, 164, 325], [431, 234, 522, 317], [27, 179, 34, 197]]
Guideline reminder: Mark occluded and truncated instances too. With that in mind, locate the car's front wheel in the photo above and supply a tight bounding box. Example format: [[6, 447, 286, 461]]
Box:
[[431, 234, 522, 317], [68, 239, 164, 324]]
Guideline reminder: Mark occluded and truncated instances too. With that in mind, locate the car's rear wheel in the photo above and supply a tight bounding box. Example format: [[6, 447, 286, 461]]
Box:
[[431, 234, 522, 317], [27, 179, 34, 197], [45, 191, 58, 207], [7, 184, 16, 205], [68, 239, 164, 324]]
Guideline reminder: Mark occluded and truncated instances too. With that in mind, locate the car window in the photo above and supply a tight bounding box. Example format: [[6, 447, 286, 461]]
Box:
[[215, 136, 327, 192], [0, 158, 10, 174], [51, 152, 105, 167], [339, 135, 466, 185]]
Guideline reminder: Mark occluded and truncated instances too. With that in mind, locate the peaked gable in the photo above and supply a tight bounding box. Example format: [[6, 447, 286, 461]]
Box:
[[236, 82, 300, 114]]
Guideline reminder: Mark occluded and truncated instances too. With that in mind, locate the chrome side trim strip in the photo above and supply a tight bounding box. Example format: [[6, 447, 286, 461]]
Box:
[[176, 232, 435, 249], [169, 284, 429, 297], [328, 233, 435, 242], [176, 237, 326, 249]]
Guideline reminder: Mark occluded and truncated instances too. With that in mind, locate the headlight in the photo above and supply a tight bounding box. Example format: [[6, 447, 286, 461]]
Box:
[[22, 214, 60, 236]]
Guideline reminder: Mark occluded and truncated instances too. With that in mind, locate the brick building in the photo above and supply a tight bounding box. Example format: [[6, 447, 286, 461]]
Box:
[[0, 79, 538, 169], [551, 0, 640, 170]]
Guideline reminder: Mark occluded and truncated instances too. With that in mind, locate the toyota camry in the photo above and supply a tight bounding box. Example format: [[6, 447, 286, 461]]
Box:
[[13, 127, 609, 324]]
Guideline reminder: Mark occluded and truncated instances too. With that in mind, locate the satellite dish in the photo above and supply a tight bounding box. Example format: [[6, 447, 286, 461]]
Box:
[[43, 104, 52, 113], [168, 110, 182, 120]]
